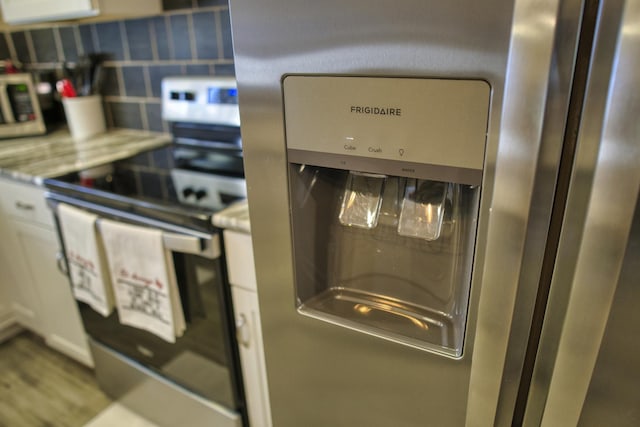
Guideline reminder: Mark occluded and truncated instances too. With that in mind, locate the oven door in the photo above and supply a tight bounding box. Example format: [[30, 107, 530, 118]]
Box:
[[46, 193, 246, 427]]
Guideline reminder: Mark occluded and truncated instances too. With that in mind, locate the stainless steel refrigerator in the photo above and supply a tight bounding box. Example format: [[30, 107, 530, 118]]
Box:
[[228, 0, 640, 425]]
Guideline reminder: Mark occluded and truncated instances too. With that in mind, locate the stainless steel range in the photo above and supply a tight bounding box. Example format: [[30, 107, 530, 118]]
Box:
[[163, 76, 246, 211], [44, 77, 248, 427]]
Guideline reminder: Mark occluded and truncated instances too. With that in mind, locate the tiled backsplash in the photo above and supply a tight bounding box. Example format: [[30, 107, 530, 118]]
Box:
[[0, 0, 234, 133]]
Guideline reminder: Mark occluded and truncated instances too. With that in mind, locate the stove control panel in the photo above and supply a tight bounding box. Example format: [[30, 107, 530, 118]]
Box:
[[172, 169, 246, 211], [162, 76, 240, 126]]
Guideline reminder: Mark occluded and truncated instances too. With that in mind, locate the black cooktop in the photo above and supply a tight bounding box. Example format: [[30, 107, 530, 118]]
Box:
[[44, 146, 217, 233]]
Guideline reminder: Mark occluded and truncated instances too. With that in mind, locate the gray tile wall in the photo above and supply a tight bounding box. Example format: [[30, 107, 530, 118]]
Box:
[[0, 0, 235, 133]]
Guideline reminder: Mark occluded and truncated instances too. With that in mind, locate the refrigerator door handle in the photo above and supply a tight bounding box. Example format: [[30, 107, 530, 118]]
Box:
[[530, 1, 640, 425]]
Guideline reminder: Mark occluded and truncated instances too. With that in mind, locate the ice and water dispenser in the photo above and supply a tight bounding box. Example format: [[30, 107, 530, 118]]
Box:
[[284, 76, 489, 358]]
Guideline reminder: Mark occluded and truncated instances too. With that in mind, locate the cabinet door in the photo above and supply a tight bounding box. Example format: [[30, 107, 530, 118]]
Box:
[[0, 0, 161, 25], [0, 214, 19, 340], [1, 222, 44, 334], [0, 0, 94, 23], [232, 286, 272, 427], [13, 220, 93, 367]]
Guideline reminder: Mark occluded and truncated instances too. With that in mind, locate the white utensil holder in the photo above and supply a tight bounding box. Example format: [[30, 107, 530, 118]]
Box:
[[62, 95, 106, 141]]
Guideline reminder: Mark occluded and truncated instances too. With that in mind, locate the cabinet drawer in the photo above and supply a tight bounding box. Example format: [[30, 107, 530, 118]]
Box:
[[0, 179, 54, 228]]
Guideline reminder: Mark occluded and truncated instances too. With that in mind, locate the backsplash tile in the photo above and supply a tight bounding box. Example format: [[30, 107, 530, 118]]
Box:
[[185, 64, 211, 75], [145, 103, 166, 133], [125, 19, 154, 61], [5, 2, 235, 133], [102, 66, 121, 96], [169, 14, 193, 60], [59, 27, 80, 62], [78, 24, 96, 54], [31, 29, 59, 63], [11, 32, 30, 64], [193, 11, 218, 60], [122, 66, 148, 97], [151, 17, 171, 60], [0, 34, 11, 61], [109, 102, 144, 130], [148, 64, 183, 97], [220, 10, 234, 59], [95, 22, 125, 61], [213, 63, 235, 76]]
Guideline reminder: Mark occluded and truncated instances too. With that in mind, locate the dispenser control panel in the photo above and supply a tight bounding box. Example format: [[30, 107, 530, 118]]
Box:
[[283, 76, 490, 185]]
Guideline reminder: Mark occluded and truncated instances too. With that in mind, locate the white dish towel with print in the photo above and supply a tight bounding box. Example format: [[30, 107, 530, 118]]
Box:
[[57, 203, 114, 317], [99, 219, 185, 343]]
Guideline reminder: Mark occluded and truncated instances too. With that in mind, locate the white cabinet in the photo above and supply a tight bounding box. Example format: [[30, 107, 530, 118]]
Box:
[[0, 0, 161, 25], [224, 229, 273, 427], [0, 177, 92, 366], [0, 207, 20, 342]]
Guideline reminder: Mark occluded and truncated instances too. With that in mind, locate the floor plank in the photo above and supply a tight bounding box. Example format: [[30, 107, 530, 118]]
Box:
[[0, 332, 111, 427]]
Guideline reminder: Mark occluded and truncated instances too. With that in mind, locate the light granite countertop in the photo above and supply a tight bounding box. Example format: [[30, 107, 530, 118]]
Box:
[[0, 129, 171, 186], [212, 200, 251, 233]]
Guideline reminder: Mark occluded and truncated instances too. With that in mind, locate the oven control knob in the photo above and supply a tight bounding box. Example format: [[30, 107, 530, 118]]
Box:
[[195, 189, 208, 200], [182, 187, 195, 198]]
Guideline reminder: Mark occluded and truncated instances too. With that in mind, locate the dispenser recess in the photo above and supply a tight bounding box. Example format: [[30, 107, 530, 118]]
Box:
[[284, 76, 490, 357]]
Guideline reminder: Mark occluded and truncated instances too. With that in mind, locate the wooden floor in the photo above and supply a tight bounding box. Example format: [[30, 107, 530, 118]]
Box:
[[0, 332, 111, 427]]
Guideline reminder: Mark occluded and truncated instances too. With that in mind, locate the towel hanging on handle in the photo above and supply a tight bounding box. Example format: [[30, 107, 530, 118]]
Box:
[[99, 219, 185, 343], [57, 204, 115, 317]]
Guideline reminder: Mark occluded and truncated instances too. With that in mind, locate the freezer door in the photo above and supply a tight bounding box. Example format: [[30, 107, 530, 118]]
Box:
[[523, 0, 640, 425], [229, 0, 582, 425]]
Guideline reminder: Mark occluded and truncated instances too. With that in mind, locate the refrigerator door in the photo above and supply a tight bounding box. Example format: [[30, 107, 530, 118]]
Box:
[[523, 0, 640, 425], [229, 0, 582, 425]]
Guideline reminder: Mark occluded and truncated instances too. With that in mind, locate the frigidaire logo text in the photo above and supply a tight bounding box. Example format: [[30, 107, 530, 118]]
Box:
[[350, 106, 402, 116]]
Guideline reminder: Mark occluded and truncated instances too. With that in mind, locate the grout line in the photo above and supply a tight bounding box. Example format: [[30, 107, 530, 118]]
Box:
[[73, 25, 84, 57], [165, 15, 175, 60], [120, 21, 131, 61], [90, 24, 100, 52], [104, 95, 162, 103], [214, 11, 224, 60], [143, 65, 152, 98], [149, 17, 159, 61], [104, 100, 114, 128], [24, 30, 36, 63], [52, 28, 64, 63], [116, 67, 126, 97], [140, 102, 149, 131], [187, 12, 197, 60], [6, 32, 18, 63]]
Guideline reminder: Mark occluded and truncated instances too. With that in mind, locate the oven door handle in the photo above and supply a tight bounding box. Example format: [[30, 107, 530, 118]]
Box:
[[161, 229, 221, 259], [46, 195, 221, 260], [92, 218, 221, 260]]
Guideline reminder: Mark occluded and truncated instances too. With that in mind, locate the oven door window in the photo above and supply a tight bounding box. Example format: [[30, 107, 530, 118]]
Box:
[[79, 251, 237, 410]]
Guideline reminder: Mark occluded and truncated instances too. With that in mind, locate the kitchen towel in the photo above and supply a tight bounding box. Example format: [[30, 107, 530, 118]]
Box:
[[57, 204, 114, 317], [99, 219, 185, 343]]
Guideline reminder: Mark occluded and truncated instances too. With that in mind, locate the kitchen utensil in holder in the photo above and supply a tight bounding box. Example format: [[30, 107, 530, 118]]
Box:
[[62, 95, 106, 141]]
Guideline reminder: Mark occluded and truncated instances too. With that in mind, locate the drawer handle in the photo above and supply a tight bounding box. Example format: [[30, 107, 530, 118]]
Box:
[[236, 314, 251, 348], [56, 251, 69, 276], [15, 201, 35, 211]]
